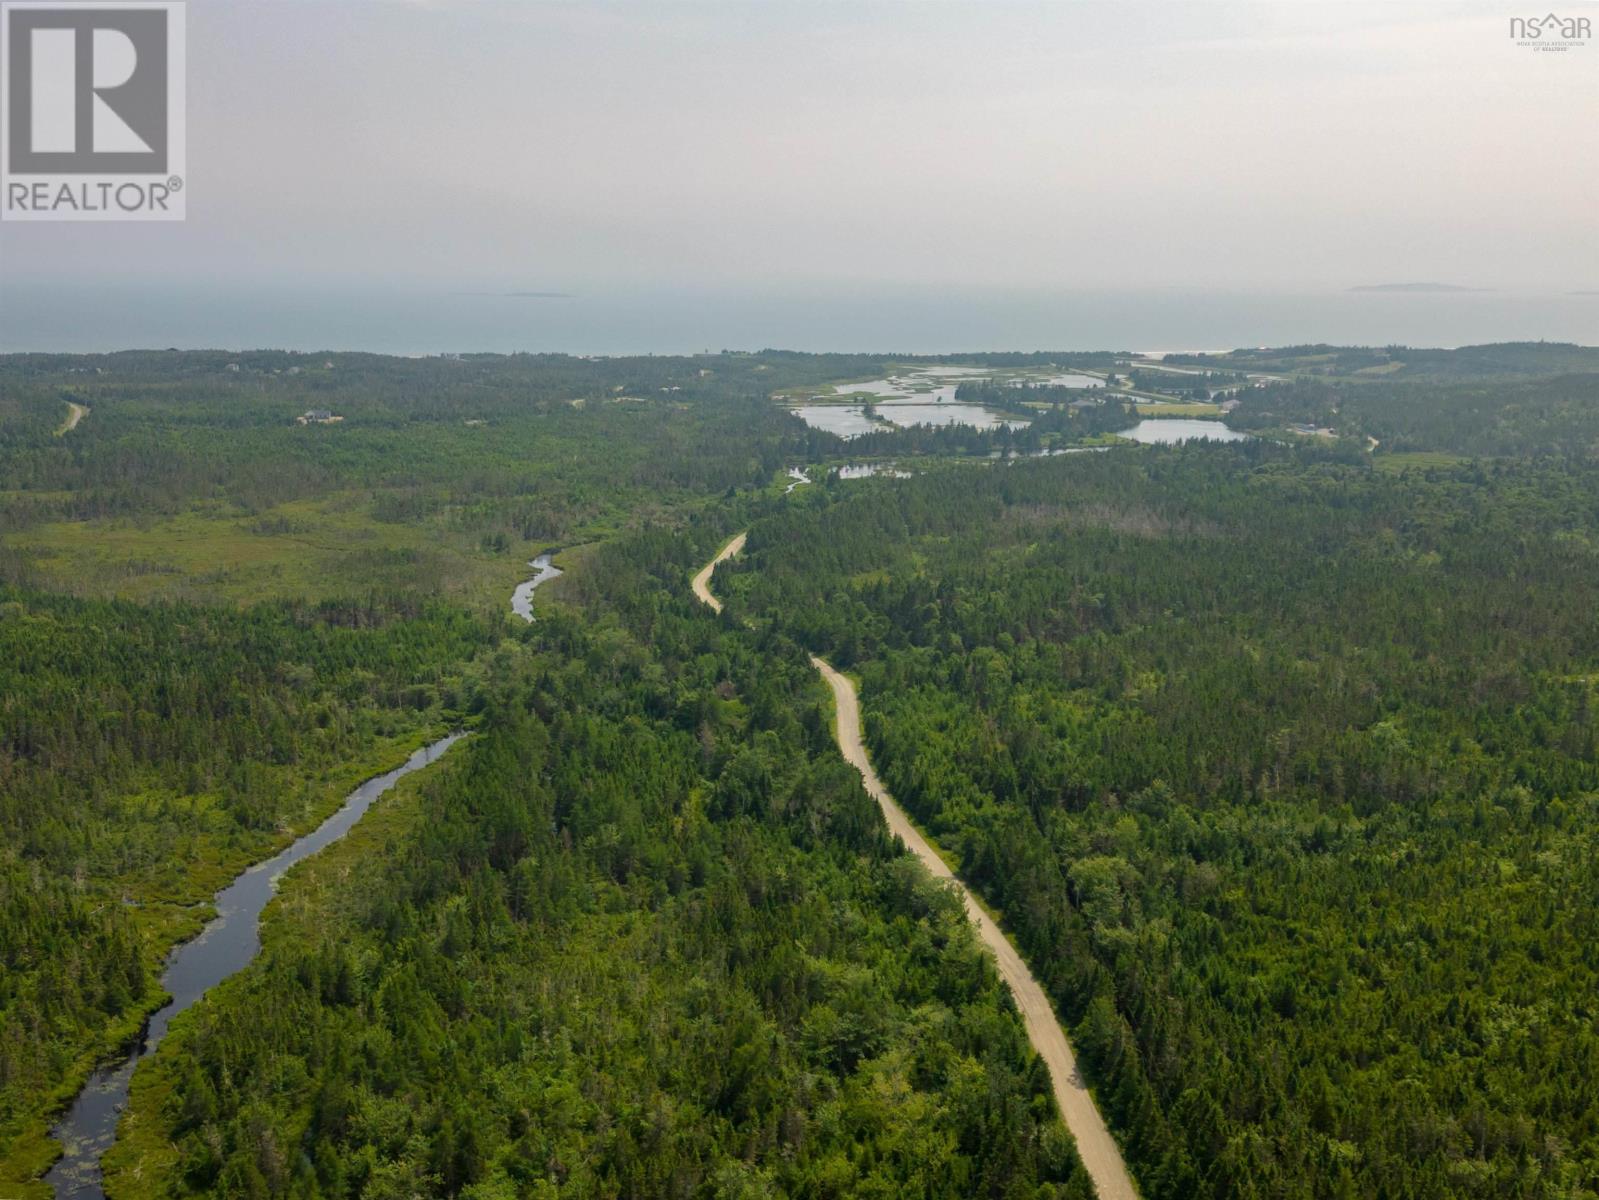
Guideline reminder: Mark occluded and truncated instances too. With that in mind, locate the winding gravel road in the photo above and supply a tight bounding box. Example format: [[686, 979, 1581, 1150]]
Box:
[[57, 401, 89, 436], [692, 531, 1139, 1200], [690, 532, 745, 613]]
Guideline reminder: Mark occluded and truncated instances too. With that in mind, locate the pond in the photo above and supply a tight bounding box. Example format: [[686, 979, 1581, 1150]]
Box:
[[1037, 373, 1104, 388], [790, 405, 885, 437], [791, 402, 1028, 437], [1118, 418, 1252, 444], [794, 366, 1124, 438], [835, 463, 912, 479], [879, 403, 1029, 430]]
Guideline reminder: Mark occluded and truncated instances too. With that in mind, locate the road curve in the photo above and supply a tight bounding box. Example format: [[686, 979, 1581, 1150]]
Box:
[[57, 401, 89, 436], [692, 534, 1139, 1200], [690, 532, 745, 614]]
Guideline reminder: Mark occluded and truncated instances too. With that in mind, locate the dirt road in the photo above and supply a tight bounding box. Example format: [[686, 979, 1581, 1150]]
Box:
[[693, 534, 1140, 1200], [690, 532, 745, 613], [57, 401, 89, 436]]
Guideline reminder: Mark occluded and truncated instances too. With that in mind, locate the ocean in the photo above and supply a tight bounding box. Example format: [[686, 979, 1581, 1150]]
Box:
[[1, 283, 1593, 355]]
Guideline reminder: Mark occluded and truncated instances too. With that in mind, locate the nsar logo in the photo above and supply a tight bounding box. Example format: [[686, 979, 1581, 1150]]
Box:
[[1508, 11, 1592, 50], [1, 1, 185, 221]]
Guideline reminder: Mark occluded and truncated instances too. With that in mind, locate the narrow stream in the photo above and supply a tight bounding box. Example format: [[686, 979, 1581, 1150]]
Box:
[[511, 553, 563, 622], [47, 549, 568, 1197], [43, 736, 467, 1199]]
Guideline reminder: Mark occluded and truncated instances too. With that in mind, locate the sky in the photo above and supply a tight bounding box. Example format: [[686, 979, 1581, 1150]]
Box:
[[1, 0, 1596, 348]]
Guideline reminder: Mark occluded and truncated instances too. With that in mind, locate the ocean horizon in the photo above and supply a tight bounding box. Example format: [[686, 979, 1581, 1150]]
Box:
[[2, 283, 1594, 355]]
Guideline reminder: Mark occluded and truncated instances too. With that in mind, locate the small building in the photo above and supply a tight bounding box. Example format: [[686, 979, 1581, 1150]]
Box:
[[296, 409, 342, 426]]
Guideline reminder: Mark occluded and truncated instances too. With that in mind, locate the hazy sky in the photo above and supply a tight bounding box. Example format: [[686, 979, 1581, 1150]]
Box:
[[2, 0, 1596, 300]]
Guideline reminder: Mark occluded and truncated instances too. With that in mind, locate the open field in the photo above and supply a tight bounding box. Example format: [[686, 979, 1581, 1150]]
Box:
[[6, 495, 540, 612], [1132, 400, 1221, 416]]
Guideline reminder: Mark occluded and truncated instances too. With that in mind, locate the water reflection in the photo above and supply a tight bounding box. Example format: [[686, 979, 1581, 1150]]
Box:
[[511, 553, 563, 622], [1117, 418, 1252, 444], [835, 463, 912, 479]]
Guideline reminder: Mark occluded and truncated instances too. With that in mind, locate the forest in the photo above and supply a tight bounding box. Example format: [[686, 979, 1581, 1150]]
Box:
[[1224, 373, 1599, 459], [719, 444, 1599, 1199], [94, 528, 1095, 1200], [0, 586, 495, 1182], [2, 346, 1596, 1199], [0, 350, 1102, 1197], [1164, 342, 1599, 382], [0, 351, 861, 609], [1, 351, 830, 1185]]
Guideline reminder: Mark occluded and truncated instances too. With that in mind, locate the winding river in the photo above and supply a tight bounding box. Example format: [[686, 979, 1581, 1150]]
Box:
[[45, 735, 466, 1200], [691, 534, 1139, 1200]]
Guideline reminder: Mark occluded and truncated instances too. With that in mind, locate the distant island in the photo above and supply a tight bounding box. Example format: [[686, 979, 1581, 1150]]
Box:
[[1349, 282, 1487, 293], [447, 290, 576, 299]]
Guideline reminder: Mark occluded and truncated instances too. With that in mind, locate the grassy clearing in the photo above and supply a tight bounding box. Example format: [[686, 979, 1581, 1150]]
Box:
[[5, 494, 535, 614], [1132, 400, 1221, 416], [1373, 451, 1470, 473]]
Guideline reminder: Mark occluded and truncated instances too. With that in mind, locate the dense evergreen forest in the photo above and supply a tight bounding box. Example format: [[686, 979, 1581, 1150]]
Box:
[[0, 589, 494, 1167], [2, 344, 1596, 1199], [98, 531, 1093, 1200], [0, 349, 1096, 1197], [721, 446, 1599, 1199], [1224, 373, 1599, 458]]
